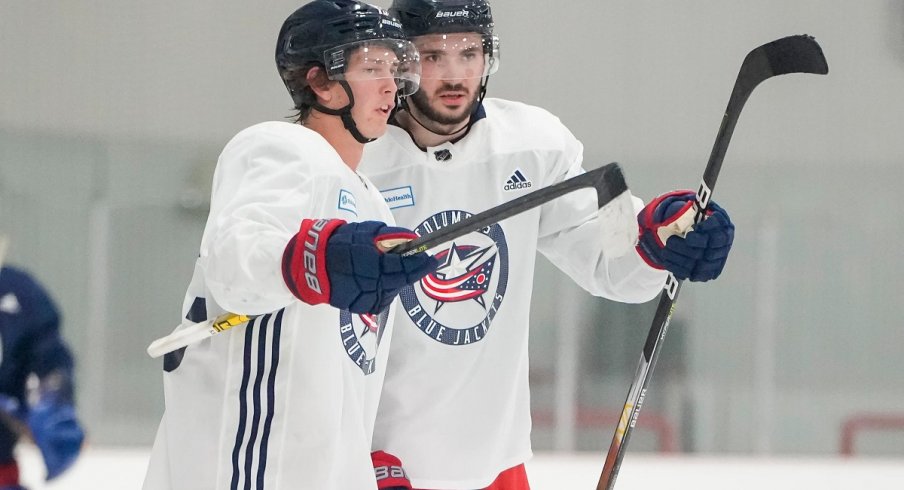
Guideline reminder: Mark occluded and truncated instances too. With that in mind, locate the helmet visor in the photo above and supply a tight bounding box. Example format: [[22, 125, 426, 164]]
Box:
[[324, 40, 422, 96], [414, 33, 500, 80]]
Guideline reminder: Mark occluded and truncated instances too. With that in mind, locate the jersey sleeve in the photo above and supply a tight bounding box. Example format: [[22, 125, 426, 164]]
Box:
[[535, 124, 667, 303], [198, 126, 336, 315], [5, 268, 76, 399], [26, 296, 74, 383]]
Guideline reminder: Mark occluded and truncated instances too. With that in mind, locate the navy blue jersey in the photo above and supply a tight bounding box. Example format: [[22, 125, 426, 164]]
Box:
[[0, 266, 75, 461]]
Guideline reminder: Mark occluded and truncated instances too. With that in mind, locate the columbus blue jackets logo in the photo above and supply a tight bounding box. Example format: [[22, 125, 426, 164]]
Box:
[[399, 210, 509, 346], [421, 244, 496, 307], [339, 309, 390, 375]]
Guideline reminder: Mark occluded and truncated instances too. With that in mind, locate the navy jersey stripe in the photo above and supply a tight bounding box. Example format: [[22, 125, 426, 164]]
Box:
[[185, 297, 207, 323], [231, 317, 257, 490], [256, 309, 283, 489], [243, 314, 271, 490]]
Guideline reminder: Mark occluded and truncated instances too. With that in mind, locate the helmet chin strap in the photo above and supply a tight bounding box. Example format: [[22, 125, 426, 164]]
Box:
[[311, 81, 375, 144]]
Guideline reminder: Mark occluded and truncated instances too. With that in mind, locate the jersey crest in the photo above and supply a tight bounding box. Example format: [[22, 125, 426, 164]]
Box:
[[421, 243, 496, 308], [399, 210, 509, 346], [338, 309, 390, 375]]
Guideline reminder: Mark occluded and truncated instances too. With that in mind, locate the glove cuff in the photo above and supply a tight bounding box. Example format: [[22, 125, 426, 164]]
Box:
[[636, 189, 698, 270], [282, 218, 346, 305], [635, 234, 666, 271], [372, 450, 412, 489], [373, 230, 418, 252]]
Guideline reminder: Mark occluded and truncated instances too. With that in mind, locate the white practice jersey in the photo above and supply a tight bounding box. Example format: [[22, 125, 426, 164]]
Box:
[[360, 99, 668, 489], [144, 122, 396, 490]]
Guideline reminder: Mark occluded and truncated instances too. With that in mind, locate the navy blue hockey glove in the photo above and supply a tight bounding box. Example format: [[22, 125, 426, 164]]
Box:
[[636, 190, 734, 282], [283, 219, 438, 314]]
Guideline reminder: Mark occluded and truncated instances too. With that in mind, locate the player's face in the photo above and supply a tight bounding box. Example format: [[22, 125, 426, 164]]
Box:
[[343, 47, 402, 138], [408, 32, 486, 127]]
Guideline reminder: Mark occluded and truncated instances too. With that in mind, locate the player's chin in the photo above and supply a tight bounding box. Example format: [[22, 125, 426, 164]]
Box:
[[438, 108, 471, 126], [360, 119, 389, 140], [433, 101, 470, 119]]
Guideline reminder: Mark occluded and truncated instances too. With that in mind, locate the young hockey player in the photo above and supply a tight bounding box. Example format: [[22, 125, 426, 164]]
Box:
[[143, 2, 436, 488]]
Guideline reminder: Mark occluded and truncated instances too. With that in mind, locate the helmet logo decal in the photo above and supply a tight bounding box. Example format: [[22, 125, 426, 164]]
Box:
[[327, 49, 346, 72], [436, 9, 469, 18]]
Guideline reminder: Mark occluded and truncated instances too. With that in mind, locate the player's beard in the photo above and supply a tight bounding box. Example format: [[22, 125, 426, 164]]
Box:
[[407, 82, 480, 130]]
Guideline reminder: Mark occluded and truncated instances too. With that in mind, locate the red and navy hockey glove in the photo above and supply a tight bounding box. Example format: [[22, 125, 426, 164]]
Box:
[[372, 450, 411, 490], [636, 190, 734, 282], [283, 219, 438, 314]]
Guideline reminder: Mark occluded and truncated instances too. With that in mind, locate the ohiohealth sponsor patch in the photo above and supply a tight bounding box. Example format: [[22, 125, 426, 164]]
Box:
[[380, 186, 415, 209], [338, 189, 358, 216]]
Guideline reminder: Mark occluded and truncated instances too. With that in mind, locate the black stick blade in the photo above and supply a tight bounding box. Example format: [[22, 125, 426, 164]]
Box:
[[760, 34, 829, 76], [732, 34, 829, 103]]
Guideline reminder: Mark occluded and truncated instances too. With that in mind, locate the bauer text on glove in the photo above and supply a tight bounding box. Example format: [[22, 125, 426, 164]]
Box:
[[372, 450, 411, 490], [282, 219, 439, 314]]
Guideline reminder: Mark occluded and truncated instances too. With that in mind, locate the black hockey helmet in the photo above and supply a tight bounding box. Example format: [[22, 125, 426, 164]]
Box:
[[275, 0, 421, 142], [388, 0, 499, 78]]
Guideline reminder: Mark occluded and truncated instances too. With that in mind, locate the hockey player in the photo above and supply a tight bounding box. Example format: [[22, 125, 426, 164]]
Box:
[[359, 0, 735, 489], [142, 2, 437, 489], [0, 243, 85, 489]]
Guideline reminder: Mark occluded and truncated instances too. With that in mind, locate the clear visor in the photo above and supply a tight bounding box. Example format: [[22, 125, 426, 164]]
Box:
[[324, 39, 422, 96], [415, 33, 500, 80]]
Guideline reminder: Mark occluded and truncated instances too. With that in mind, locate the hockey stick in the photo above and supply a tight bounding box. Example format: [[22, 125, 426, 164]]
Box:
[[147, 162, 629, 358], [596, 35, 828, 490]]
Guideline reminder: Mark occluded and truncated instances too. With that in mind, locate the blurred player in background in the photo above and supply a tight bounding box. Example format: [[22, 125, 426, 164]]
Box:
[[142, 2, 436, 489], [0, 236, 85, 489], [359, 0, 735, 488]]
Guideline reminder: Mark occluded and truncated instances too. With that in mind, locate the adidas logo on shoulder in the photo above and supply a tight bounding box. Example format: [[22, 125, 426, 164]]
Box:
[[503, 169, 533, 191]]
